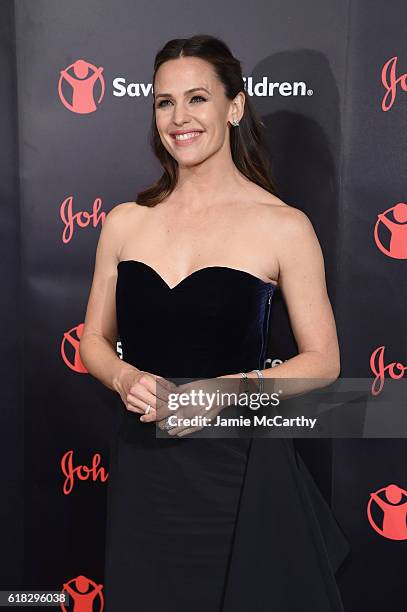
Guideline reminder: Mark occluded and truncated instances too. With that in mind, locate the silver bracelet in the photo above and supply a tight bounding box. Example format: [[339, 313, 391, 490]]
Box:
[[252, 369, 264, 394]]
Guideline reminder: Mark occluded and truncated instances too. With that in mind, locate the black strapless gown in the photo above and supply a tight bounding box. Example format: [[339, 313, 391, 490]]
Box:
[[104, 260, 350, 611]]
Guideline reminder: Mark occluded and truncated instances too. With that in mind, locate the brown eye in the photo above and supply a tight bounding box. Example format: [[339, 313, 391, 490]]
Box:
[[156, 99, 170, 108], [190, 95, 206, 103], [156, 95, 206, 109]]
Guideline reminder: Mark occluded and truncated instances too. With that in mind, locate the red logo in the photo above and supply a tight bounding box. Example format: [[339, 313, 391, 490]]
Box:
[[370, 346, 406, 395], [374, 202, 407, 259], [61, 450, 109, 495], [367, 484, 407, 540], [60, 196, 105, 244], [58, 59, 105, 114], [381, 56, 407, 111], [61, 324, 87, 373], [61, 575, 103, 610]]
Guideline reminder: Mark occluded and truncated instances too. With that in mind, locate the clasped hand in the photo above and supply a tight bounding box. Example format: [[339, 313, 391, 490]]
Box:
[[123, 371, 241, 437]]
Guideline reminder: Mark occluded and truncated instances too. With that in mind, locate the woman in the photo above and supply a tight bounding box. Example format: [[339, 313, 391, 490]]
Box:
[[80, 34, 350, 611]]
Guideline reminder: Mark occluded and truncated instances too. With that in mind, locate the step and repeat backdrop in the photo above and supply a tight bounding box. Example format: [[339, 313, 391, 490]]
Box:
[[1, 0, 406, 610]]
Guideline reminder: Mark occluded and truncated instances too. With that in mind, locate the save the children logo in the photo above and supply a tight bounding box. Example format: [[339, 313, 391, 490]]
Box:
[[374, 202, 407, 259], [381, 56, 407, 112], [61, 575, 103, 611], [367, 484, 407, 540], [58, 59, 105, 114], [61, 324, 87, 373], [58, 58, 310, 111]]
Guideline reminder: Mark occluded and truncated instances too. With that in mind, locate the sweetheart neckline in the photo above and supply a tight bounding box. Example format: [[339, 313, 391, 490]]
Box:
[[117, 259, 278, 292]]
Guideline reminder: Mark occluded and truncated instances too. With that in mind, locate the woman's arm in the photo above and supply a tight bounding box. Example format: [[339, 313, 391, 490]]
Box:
[[79, 203, 138, 392], [265, 207, 340, 378], [221, 207, 340, 397]]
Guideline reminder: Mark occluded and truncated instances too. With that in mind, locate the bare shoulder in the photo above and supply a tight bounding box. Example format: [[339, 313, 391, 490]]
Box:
[[250, 192, 316, 243], [103, 200, 148, 237], [106, 200, 145, 222], [270, 201, 315, 239], [97, 201, 146, 260]]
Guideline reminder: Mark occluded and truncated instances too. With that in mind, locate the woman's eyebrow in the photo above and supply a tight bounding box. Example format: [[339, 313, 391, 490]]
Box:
[[155, 87, 211, 99]]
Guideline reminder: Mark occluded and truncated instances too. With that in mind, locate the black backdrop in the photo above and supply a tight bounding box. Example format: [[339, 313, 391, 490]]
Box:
[[1, 1, 406, 610]]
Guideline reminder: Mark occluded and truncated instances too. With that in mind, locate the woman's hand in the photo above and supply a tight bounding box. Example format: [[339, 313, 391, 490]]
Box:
[[116, 366, 177, 419], [154, 376, 241, 437]]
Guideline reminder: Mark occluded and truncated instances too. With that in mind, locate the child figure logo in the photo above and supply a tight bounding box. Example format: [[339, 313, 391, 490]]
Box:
[[61, 324, 88, 373], [58, 59, 105, 114], [367, 484, 407, 540], [61, 575, 104, 611], [374, 202, 407, 259]]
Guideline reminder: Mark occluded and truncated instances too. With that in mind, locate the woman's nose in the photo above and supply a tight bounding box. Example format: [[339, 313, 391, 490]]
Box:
[[172, 102, 190, 125]]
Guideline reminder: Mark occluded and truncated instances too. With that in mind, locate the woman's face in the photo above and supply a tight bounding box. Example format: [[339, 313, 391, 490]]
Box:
[[153, 56, 242, 166]]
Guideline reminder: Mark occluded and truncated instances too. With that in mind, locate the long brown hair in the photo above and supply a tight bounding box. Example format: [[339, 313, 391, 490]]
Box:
[[136, 34, 279, 207]]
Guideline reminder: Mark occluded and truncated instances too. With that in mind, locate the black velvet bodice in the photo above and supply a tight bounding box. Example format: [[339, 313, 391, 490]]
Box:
[[116, 260, 275, 380]]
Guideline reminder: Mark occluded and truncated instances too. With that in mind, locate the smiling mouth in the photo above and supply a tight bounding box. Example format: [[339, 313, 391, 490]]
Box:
[[171, 131, 203, 142]]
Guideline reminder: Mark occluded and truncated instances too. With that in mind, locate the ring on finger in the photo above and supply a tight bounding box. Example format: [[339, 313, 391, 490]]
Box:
[[163, 416, 176, 432]]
